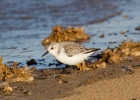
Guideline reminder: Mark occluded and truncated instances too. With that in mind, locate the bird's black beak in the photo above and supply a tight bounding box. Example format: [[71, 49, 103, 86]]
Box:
[[41, 51, 49, 57]]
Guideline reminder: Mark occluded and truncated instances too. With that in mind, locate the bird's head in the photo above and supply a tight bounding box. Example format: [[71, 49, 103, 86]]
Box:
[[42, 42, 59, 57]]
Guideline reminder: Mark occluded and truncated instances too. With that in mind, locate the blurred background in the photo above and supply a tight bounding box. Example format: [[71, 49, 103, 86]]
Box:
[[0, 0, 140, 69]]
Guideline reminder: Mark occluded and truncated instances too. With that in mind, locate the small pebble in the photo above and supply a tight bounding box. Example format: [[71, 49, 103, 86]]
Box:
[[58, 80, 64, 84], [99, 34, 105, 38], [123, 15, 128, 18], [24, 91, 31, 95], [3, 86, 13, 92], [57, 80, 68, 84], [121, 30, 125, 34]]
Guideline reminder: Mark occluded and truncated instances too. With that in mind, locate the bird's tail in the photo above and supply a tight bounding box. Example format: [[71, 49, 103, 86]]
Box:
[[84, 48, 100, 54]]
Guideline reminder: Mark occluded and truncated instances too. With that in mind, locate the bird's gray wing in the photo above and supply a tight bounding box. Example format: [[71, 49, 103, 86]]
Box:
[[63, 43, 87, 57]]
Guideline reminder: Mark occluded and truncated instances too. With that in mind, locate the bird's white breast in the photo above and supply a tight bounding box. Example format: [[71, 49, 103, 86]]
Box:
[[55, 48, 93, 65]]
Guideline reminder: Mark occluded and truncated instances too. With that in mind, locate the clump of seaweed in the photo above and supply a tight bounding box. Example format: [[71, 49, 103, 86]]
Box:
[[119, 41, 140, 56], [100, 47, 122, 63], [0, 58, 34, 82], [0, 57, 35, 93], [100, 41, 140, 64], [76, 61, 106, 71], [42, 25, 90, 47]]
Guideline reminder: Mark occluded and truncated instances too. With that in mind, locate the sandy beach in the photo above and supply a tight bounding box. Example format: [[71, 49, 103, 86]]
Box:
[[55, 69, 140, 100]]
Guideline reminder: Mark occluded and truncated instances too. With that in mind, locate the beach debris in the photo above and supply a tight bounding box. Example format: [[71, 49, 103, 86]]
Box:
[[76, 61, 106, 71], [0, 82, 13, 93], [130, 48, 140, 56], [135, 26, 140, 31], [87, 62, 106, 69], [121, 30, 126, 34], [119, 41, 140, 56], [26, 59, 37, 66], [3, 86, 13, 93], [0, 58, 34, 83], [57, 79, 68, 84], [24, 90, 31, 95], [100, 41, 140, 64], [42, 25, 90, 47], [123, 15, 128, 18], [99, 34, 105, 38], [100, 48, 122, 63], [76, 62, 90, 71]]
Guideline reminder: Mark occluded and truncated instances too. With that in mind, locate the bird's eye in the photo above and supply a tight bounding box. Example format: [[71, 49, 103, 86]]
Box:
[[51, 47, 53, 50]]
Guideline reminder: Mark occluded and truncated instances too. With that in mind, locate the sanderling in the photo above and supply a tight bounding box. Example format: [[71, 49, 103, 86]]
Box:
[[42, 42, 100, 65]]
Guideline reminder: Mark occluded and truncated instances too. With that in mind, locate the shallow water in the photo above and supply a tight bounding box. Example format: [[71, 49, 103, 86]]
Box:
[[0, 0, 140, 69]]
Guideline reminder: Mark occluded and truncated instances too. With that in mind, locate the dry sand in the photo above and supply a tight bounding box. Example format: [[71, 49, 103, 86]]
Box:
[[56, 69, 140, 100]]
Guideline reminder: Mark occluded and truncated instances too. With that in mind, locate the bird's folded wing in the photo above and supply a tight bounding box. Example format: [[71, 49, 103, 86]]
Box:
[[64, 43, 85, 57]]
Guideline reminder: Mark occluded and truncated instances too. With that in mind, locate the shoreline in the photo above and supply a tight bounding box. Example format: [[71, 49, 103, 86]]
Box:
[[0, 55, 140, 100]]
